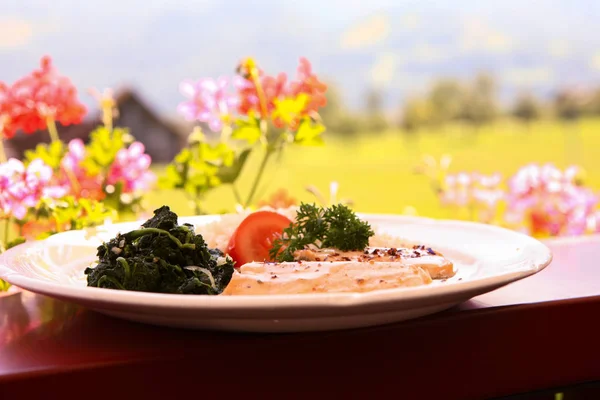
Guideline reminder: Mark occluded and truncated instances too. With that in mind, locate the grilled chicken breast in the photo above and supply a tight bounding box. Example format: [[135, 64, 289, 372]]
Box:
[[221, 260, 433, 295], [221, 243, 455, 295]]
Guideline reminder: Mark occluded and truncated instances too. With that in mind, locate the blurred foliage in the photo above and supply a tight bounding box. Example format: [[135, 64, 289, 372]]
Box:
[[320, 83, 389, 135], [401, 98, 433, 132], [554, 89, 585, 121], [364, 89, 389, 132], [429, 79, 464, 125], [319, 83, 364, 135], [399, 72, 500, 132], [512, 92, 543, 123], [317, 71, 600, 134], [458, 73, 498, 126], [24, 140, 65, 170]]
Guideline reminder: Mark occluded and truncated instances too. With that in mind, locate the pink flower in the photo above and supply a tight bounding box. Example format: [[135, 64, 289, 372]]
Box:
[[442, 172, 504, 208], [441, 173, 471, 206], [177, 77, 240, 132], [506, 163, 598, 237], [588, 211, 600, 233], [472, 173, 504, 208], [60, 139, 105, 200], [107, 142, 156, 193], [0, 158, 67, 220], [440, 171, 504, 223], [61, 138, 85, 175]]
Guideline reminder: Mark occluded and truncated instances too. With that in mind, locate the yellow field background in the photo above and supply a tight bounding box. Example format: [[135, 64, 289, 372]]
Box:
[[146, 119, 600, 219]]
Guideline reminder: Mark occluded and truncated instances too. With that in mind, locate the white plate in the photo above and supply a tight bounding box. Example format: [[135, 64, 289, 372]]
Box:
[[0, 214, 552, 333]]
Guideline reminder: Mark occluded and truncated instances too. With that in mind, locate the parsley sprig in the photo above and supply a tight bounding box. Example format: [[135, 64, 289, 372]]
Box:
[[270, 203, 374, 262]]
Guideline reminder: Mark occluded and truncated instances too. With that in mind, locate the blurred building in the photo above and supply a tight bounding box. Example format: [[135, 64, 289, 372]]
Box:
[[5, 88, 190, 163]]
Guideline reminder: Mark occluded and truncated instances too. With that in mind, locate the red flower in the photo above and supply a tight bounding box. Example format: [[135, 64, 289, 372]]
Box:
[[289, 57, 328, 116], [236, 57, 327, 128], [262, 73, 288, 114], [10, 56, 87, 133], [0, 82, 18, 139], [20, 219, 66, 240], [237, 72, 288, 119]]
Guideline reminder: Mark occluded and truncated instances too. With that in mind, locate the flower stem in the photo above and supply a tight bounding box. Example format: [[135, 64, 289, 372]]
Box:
[[3, 218, 9, 245], [220, 124, 232, 143], [244, 147, 274, 207], [232, 184, 242, 205], [194, 200, 204, 216], [63, 162, 81, 194], [46, 117, 60, 143], [102, 104, 113, 133], [0, 138, 6, 163], [246, 60, 268, 120], [468, 203, 476, 222]]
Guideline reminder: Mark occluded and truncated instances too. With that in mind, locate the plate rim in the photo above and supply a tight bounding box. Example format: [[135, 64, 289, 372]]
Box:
[[0, 213, 553, 311]]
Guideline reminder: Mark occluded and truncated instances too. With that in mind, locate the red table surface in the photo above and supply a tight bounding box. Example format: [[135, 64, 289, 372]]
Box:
[[1, 236, 600, 399]]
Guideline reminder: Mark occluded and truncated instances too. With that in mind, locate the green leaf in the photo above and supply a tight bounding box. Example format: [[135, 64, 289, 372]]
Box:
[[74, 198, 115, 229], [6, 237, 26, 250], [39, 196, 115, 232], [174, 148, 193, 164], [294, 118, 326, 146], [159, 164, 186, 189], [201, 142, 235, 167], [35, 231, 54, 240], [217, 148, 252, 184], [159, 138, 245, 212], [189, 156, 218, 176], [0, 279, 11, 292], [232, 118, 262, 145], [81, 126, 131, 175], [34, 198, 56, 219], [24, 140, 66, 170], [187, 126, 207, 144]]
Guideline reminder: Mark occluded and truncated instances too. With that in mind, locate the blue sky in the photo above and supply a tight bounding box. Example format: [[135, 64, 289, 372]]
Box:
[[2, 0, 600, 115]]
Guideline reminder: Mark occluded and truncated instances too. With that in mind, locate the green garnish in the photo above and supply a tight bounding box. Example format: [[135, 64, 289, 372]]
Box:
[[270, 203, 375, 262]]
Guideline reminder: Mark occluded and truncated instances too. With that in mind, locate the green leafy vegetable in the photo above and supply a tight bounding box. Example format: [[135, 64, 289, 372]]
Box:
[[84, 206, 234, 295], [270, 203, 374, 262]]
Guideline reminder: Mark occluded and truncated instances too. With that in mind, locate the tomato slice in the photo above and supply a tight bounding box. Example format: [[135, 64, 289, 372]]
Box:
[[226, 211, 292, 267]]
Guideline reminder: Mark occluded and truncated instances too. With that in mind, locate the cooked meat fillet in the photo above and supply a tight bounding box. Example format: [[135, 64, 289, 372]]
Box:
[[221, 261, 433, 295]]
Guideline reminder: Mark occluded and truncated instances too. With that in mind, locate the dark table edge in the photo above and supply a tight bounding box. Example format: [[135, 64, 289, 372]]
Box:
[[2, 294, 600, 400]]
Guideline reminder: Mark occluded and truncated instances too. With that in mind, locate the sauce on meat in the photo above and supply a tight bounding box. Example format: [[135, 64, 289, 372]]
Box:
[[293, 245, 455, 280]]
